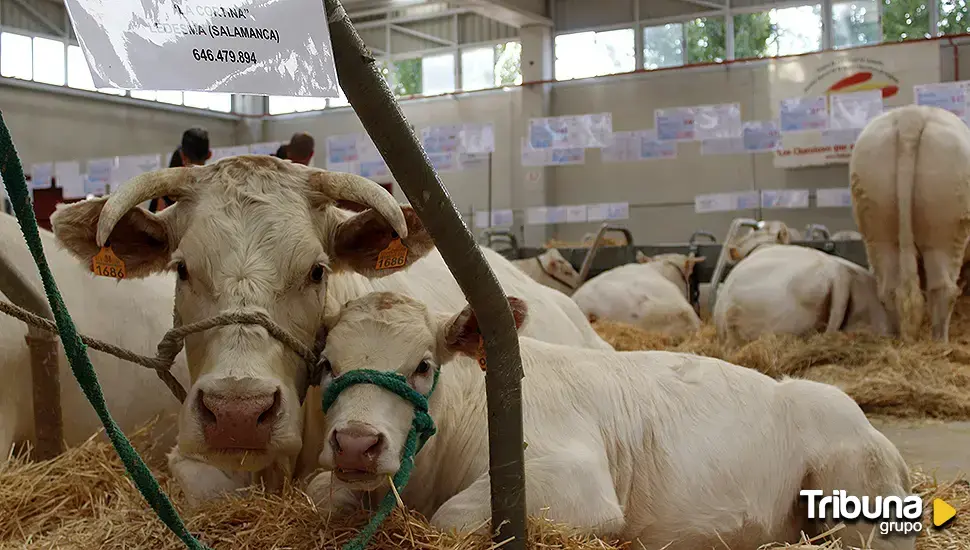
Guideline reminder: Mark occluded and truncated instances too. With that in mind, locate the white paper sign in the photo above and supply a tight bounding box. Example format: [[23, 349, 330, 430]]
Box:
[[249, 141, 282, 155], [327, 134, 360, 165], [565, 205, 587, 223], [742, 120, 781, 152], [761, 189, 810, 209], [520, 138, 585, 167], [692, 103, 742, 140], [86, 157, 116, 195], [55, 161, 85, 199], [601, 131, 640, 163], [491, 209, 514, 227], [655, 107, 694, 141], [606, 202, 629, 220], [460, 123, 495, 154], [639, 130, 677, 159], [526, 206, 549, 225], [694, 193, 735, 213], [421, 125, 462, 154], [820, 128, 862, 147], [474, 211, 489, 229], [914, 81, 967, 117], [816, 187, 853, 208], [429, 152, 463, 173], [734, 191, 760, 210], [211, 145, 251, 161], [547, 206, 568, 224], [779, 96, 828, 133], [63, 0, 339, 97], [700, 137, 746, 156], [359, 159, 390, 179], [528, 113, 612, 149], [829, 90, 883, 130], [30, 163, 54, 190], [115, 154, 162, 190]]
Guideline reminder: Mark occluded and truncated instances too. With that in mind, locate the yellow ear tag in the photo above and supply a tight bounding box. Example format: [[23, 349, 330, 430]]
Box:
[[476, 338, 487, 372], [92, 245, 127, 279], [375, 238, 408, 271]]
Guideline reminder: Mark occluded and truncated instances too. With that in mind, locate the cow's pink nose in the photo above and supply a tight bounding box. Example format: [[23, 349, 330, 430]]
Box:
[[198, 390, 280, 450], [333, 424, 385, 472]]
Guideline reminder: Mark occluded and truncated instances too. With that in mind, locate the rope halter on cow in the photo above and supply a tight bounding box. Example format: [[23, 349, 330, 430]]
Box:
[[321, 368, 441, 550]]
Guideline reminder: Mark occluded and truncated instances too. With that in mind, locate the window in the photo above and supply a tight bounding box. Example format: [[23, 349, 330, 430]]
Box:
[[643, 24, 684, 69], [734, 5, 822, 59], [421, 53, 456, 96], [130, 90, 158, 101], [33, 37, 65, 85], [554, 28, 636, 81], [939, 0, 970, 35], [832, 0, 881, 47], [461, 46, 495, 91], [330, 86, 350, 107], [1, 32, 33, 80], [183, 91, 232, 112], [155, 91, 183, 105], [382, 58, 422, 96], [267, 95, 327, 115], [495, 41, 522, 86], [686, 17, 726, 64], [67, 45, 95, 90], [882, 0, 931, 41]]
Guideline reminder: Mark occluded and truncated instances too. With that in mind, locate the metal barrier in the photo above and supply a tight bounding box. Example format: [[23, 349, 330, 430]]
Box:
[[687, 231, 718, 314], [577, 224, 635, 285]]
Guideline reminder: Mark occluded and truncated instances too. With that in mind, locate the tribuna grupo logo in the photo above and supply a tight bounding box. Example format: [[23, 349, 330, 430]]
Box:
[[801, 490, 924, 535]]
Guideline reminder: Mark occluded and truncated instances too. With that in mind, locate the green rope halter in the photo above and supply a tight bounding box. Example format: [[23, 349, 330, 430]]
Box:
[[321, 368, 441, 550]]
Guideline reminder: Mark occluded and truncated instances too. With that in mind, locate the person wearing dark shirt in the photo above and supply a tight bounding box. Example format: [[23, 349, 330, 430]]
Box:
[[150, 127, 211, 213], [273, 143, 288, 159], [286, 132, 315, 165]]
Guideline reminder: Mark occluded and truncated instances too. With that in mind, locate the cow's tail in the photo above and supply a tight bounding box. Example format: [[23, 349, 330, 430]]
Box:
[[894, 108, 926, 341]]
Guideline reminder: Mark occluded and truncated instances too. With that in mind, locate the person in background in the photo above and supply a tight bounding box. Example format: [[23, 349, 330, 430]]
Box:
[[285, 132, 315, 165], [273, 143, 288, 160], [150, 127, 211, 213]]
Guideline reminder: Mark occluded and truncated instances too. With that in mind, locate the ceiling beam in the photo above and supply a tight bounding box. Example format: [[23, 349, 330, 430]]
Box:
[[453, 0, 552, 27]]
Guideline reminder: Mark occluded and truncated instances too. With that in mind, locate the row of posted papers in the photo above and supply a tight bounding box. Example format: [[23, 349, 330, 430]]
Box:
[[694, 188, 852, 214], [473, 203, 630, 228]]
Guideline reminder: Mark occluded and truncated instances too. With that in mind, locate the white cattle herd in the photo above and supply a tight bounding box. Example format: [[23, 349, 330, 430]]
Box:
[[0, 103, 961, 549]]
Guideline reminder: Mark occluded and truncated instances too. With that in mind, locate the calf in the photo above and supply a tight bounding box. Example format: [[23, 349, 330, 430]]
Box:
[[511, 248, 581, 295], [307, 291, 914, 550], [571, 252, 703, 337]]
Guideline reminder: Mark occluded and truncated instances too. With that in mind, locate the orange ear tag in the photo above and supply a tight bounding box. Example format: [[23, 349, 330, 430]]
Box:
[[476, 338, 487, 372], [92, 246, 127, 279], [375, 238, 409, 271]]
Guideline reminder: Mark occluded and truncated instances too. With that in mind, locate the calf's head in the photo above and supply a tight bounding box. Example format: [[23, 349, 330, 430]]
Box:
[[317, 291, 528, 490], [49, 156, 435, 472], [728, 221, 791, 263]]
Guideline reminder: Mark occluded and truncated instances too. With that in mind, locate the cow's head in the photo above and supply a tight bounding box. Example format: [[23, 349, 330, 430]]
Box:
[[536, 248, 580, 292], [317, 291, 527, 489], [728, 221, 791, 263], [49, 156, 435, 472]]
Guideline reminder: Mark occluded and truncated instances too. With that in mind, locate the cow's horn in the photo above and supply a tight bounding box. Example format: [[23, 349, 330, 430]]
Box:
[[95, 167, 198, 247], [307, 170, 408, 238]]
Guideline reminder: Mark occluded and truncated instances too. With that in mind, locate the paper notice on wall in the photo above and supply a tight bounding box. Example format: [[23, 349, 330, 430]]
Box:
[[816, 187, 853, 208], [700, 137, 746, 156], [115, 154, 162, 191], [421, 125, 462, 154], [248, 141, 282, 156], [639, 130, 677, 159], [829, 90, 883, 129], [694, 193, 736, 213], [429, 152, 463, 173], [601, 131, 640, 163], [327, 134, 360, 165], [734, 191, 760, 210], [459, 123, 495, 154], [550, 148, 585, 165], [491, 209, 514, 227], [761, 189, 810, 209], [779, 96, 829, 133], [528, 113, 612, 149], [85, 157, 115, 195], [692, 103, 742, 140], [359, 159, 391, 179], [565, 205, 587, 223], [654, 107, 694, 141], [63, 0, 339, 97], [820, 127, 862, 147], [54, 161, 85, 198], [211, 145, 250, 161], [526, 206, 549, 225], [588, 202, 631, 221], [742, 120, 781, 152], [30, 163, 53, 190], [547, 206, 568, 224], [474, 211, 489, 229], [914, 81, 968, 117]]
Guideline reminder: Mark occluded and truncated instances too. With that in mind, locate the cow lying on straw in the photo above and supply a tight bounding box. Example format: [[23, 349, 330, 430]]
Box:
[[714, 223, 890, 346], [307, 290, 914, 550]]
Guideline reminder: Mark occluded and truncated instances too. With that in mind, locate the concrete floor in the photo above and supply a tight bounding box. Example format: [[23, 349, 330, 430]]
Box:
[[870, 417, 970, 479]]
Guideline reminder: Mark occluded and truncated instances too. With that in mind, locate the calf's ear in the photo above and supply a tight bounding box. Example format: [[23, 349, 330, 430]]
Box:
[[728, 247, 741, 262], [438, 297, 528, 359], [330, 205, 435, 277], [50, 197, 174, 278]]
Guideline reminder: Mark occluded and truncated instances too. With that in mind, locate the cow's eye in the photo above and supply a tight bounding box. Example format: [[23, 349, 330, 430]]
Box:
[[415, 360, 431, 375], [309, 264, 325, 283], [176, 261, 189, 281]]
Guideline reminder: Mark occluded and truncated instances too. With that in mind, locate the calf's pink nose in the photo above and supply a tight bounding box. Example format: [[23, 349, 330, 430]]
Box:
[[333, 425, 385, 472], [199, 390, 279, 450]]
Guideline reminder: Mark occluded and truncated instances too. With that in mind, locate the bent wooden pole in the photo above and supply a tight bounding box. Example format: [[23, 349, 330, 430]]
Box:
[[0, 247, 63, 460], [324, 2, 527, 547]]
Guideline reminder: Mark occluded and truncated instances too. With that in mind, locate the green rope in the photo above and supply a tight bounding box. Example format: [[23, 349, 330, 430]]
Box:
[[0, 113, 209, 550], [322, 368, 441, 550]]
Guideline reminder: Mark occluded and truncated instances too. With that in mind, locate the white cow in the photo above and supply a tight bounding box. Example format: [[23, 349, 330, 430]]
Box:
[[0, 212, 189, 460], [511, 248, 581, 295], [832, 230, 863, 241], [714, 240, 890, 347], [571, 252, 703, 337], [850, 104, 970, 342], [307, 291, 914, 550], [48, 156, 613, 506]]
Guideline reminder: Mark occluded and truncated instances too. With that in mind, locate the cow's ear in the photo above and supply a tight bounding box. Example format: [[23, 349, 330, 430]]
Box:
[[50, 197, 174, 278], [728, 246, 742, 262], [635, 251, 651, 263], [329, 205, 435, 277], [776, 226, 791, 244], [438, 297, 528, 360]]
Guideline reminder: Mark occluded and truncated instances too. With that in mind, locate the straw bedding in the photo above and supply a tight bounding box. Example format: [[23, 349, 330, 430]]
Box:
[[4, 302, 970, 549]]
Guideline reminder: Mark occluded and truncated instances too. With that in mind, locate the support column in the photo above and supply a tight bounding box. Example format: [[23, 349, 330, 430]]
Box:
[[232, 94, 267, 145], [513, 23, 553, 247]]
